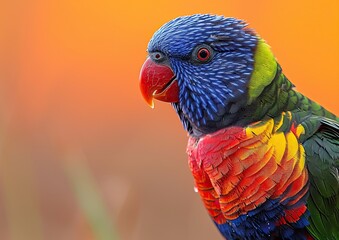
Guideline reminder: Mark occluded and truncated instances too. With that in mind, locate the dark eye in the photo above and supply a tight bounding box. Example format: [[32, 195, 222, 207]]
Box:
[[192, 45, 213, 63], [150, 51, 167, 63]]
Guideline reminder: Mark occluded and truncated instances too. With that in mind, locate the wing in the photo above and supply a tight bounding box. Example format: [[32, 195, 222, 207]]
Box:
[[302, 117, 339, 239]]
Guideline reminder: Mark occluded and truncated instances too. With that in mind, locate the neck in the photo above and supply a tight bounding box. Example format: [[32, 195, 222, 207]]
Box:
[[173, 64, 336, 138]]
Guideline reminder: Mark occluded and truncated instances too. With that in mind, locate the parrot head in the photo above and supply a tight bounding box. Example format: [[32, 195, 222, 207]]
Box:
[[140, 14, 278, 136]]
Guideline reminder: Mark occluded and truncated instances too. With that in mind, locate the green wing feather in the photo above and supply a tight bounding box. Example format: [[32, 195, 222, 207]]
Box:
[[241, 35, 339, 239], [302, 117, 339, 239], [246, 35, 339, 239]]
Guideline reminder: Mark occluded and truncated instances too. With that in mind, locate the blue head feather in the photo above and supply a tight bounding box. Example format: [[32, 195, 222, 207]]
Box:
[[148, 14, 258, 136]]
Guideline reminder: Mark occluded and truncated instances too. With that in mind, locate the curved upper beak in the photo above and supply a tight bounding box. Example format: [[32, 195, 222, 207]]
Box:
[[139, 57, 179, 108]]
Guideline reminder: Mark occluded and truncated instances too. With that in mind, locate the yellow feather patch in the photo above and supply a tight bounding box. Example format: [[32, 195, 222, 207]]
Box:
[[296, 125, 305, 138], [247, 38, 277, 104], [246, 118, 274, 137], [246, 112, 306, 169], [273, 112, 285, 132], [286, 111, 292, 120], [269, 132, 286, 164], [285, 132, 299, 160]]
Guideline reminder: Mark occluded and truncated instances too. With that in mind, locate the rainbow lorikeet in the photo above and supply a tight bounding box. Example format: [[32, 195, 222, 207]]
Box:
[[139, 14, 339, 240]]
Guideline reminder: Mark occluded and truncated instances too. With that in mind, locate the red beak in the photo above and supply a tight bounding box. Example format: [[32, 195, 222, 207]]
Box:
[[139, 57, 179, 108]]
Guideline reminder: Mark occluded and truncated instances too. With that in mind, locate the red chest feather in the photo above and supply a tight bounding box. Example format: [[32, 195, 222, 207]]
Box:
[[187, 119, 309, 224]]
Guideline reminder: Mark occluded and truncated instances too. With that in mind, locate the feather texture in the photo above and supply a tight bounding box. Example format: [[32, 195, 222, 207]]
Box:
[[187, 112, 315, 239], [141, 14, 339, 239]]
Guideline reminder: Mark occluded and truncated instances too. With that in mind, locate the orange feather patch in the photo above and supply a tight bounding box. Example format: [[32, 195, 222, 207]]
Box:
[[187, 112, 308, 224]]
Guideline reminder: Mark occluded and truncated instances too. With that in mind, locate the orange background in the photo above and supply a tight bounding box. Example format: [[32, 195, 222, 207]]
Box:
[[0, 0, 338, 240]]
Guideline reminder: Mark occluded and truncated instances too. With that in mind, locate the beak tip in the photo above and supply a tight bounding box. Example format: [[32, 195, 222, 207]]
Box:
[[140, 87, 155, 108], [148, 99, 155, 109]]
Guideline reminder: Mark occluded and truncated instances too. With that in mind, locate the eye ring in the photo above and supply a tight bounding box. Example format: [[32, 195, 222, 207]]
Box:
[[197, 48, 211, 62], [154, 53, 162, 60], [150, 51, 167, 63], [192, 44, 213, 63]]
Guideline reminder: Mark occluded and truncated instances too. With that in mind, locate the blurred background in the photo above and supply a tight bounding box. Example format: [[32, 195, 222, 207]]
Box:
[[0, 0, 338, 239]]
